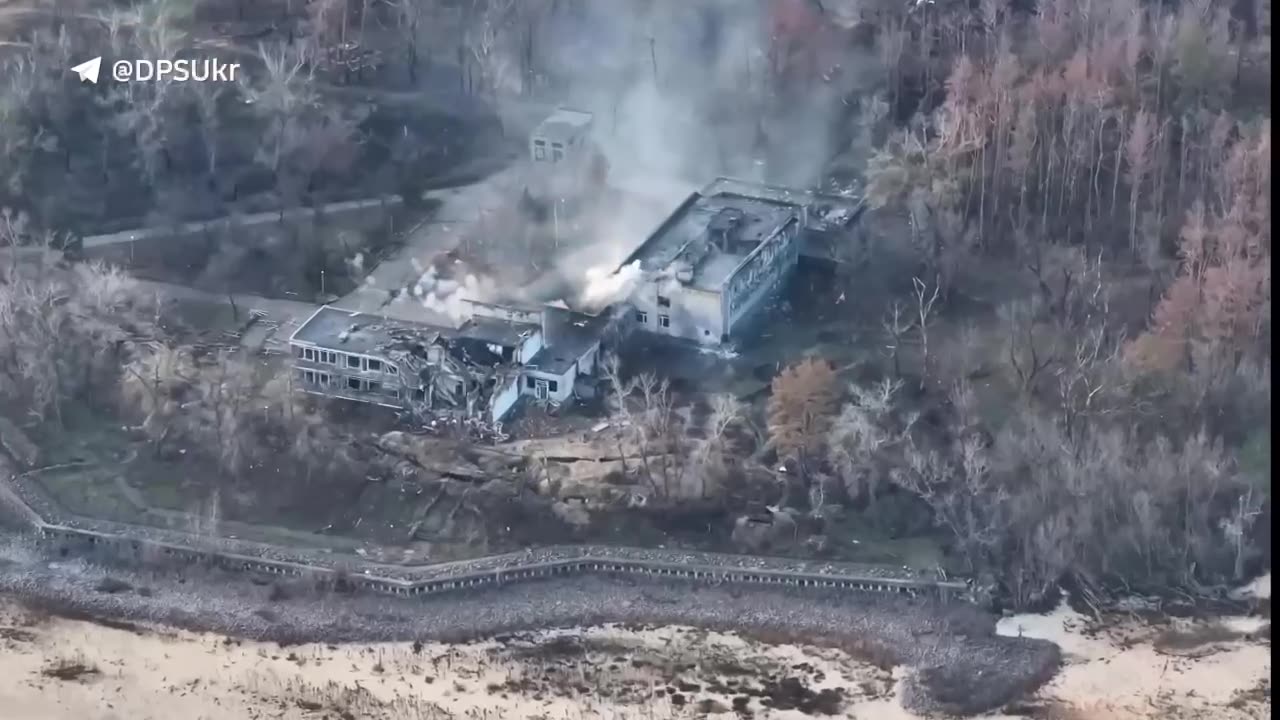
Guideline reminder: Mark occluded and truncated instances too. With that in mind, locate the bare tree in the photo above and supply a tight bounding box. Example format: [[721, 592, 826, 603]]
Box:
[[682, 393, 745, 500], [1000, 299, 1054, 396], [881, 301, 914, 378], [120, 343, 197, 457], [0, 260, 148, 425], [827, 377, 907, 506], [242, 42, 318, 177], [913, 275, 941, 387]]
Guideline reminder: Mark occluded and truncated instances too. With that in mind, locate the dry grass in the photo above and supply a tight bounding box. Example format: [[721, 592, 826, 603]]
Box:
[[248, 676, 454, 720], [1152, 622, 1248, 654], [40, 653, 100, 682]]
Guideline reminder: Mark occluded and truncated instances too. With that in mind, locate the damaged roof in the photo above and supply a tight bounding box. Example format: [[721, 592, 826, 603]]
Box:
[[702, 177, 865, 232], [457, 316, 539, 348], [619, 179, 801, 292], [291, 306, 538, 358], [289, 306, 449, 355]]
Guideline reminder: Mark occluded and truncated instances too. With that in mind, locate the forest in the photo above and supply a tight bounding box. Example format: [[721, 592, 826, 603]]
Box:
[[0, 0, 1271, 610]]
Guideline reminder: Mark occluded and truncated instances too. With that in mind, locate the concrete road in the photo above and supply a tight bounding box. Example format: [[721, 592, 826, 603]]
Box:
[[132, 279, 321, 352]]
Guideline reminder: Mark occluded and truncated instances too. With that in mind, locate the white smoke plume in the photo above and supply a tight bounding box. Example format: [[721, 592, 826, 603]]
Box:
[[411, 266, 496, 325], [579, 260, 642, 313]]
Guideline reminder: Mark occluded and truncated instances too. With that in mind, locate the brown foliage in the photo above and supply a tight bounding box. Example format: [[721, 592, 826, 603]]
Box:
[[865, 0, 1267, 261], [1129, 122, 1271, 370], [767, 358, 840, 469]]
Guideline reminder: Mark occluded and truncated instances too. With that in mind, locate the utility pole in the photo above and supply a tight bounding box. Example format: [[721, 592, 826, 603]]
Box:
[[552, 199, 560, 249], [649, 36, 657, 84]]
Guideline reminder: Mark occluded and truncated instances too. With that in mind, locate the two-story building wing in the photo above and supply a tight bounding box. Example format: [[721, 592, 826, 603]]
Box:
[[613, 177, 862, 348], [617, 180, 805, 346], [287, 300, 605, 424]]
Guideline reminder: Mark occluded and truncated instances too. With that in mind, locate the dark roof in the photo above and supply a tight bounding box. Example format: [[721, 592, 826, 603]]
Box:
[[527, 308, 607, 375]]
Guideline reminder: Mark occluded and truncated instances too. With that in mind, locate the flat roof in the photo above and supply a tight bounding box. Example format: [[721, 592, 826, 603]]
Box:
[[620, 180, 801, 292], [290, 306, 450, 355], [703, 177, 865, 231], [533, 108, 594, 144], [529, 309, 608, 375], [291, 306, 539, 357], [457, 316, 539, 347]]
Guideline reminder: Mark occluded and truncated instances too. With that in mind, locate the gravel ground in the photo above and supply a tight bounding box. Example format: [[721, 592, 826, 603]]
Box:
[[0, 537, 1058, 716]]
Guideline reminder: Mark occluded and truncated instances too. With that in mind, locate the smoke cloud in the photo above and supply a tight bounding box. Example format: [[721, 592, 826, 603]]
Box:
[[578, 260, 643, 313], [531, 1, 867, 189], [409, 2, 876, 321], [410, 265, 496, 325], [493, 1, 873, 311]]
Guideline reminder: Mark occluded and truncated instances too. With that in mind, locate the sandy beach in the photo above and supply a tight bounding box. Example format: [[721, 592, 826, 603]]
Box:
[[0, 576, 1269, 720]]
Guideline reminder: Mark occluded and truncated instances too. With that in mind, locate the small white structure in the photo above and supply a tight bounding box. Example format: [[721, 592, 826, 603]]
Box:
[[529, 107, 594, 165]]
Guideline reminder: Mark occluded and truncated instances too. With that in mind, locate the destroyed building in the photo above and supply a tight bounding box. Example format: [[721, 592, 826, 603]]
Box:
[[286, 173, 859, 425], [618, 177, 862, 346], [287, 299, 607, 425]]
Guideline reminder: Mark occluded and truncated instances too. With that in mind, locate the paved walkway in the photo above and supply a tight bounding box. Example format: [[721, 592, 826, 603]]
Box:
[[133, 279, 321, 352]]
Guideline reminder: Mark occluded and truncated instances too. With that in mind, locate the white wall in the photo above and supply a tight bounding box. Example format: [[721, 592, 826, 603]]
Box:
[[630, 278, 724, 345], [465, 300, 543, 325], [577, 344, 599, 375], [518, 330, 545, 364], [490, 374, 522, 423], [522, 365, 577, 403]]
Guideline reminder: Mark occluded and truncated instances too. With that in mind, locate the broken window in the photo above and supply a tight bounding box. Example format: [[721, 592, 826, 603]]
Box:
[[346, 355, 361, 369], [636, 311, 648, 324], [526, 376, 536, 389], [386, 364, 398, 375], [413, 388, 426, 402], [366, 358, 382, 372], [548, 380, 559, 393], [347, 377, 362, 391], [368, 381, 381, 393], [657, 295, 671, 308], [659, 314, 671, 329]]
